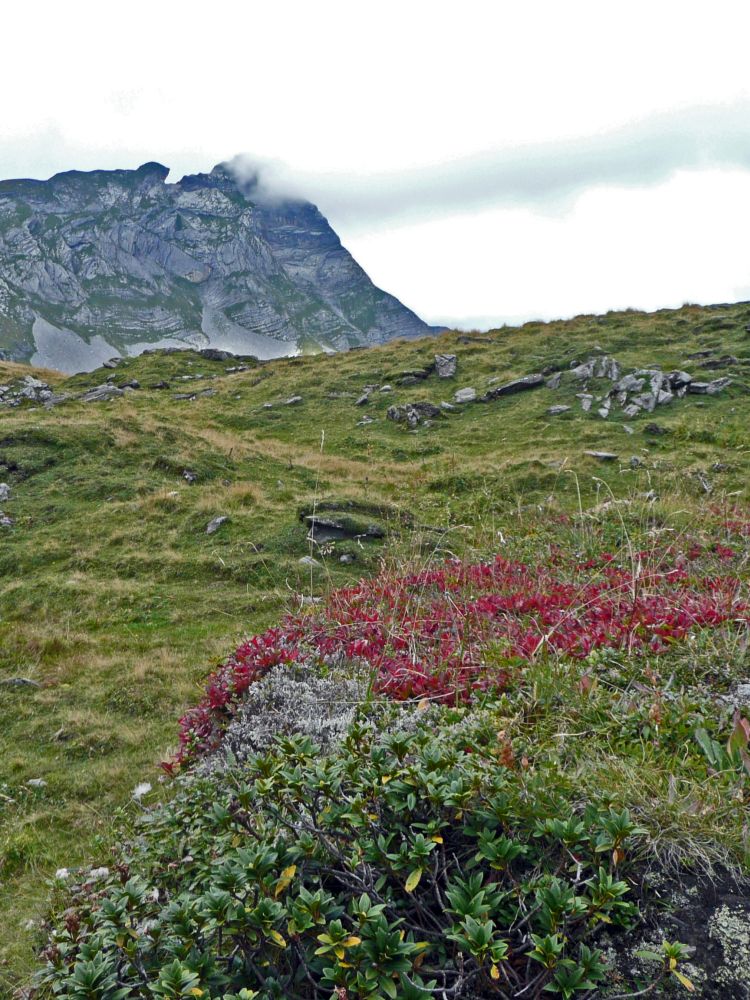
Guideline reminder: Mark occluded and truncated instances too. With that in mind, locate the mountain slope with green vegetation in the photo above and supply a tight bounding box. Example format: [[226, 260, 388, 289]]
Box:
[[2, 300, 750, 996]]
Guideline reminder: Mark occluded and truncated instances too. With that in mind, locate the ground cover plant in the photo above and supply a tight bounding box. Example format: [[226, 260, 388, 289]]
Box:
[[2, 300, 750, 991]]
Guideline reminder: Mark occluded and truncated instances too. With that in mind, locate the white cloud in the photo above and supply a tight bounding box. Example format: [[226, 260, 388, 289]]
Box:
[[3, 0, 750, 326]]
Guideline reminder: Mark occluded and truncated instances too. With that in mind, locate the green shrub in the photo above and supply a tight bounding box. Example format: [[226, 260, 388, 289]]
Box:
[[39, 708, 649, 998]]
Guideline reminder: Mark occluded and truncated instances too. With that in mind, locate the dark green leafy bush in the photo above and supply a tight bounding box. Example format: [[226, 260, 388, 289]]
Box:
[[39, 709, 649, 999]]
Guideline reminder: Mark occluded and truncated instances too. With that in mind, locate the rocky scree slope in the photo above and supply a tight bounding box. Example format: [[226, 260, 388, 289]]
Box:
[[0, 162, 434, 372]]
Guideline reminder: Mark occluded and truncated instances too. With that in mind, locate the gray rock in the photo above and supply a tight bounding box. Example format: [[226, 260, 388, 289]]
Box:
[[485, 373, 545, 399], [206, 516, 229, 535], [613, 373, 645, 393], [434, 354, 457, 378], [27, 778, 47, 788], [440, 401, 456, 411], [631, 392, 657, 413], [81, 384, 125, 403], [577, 393, 594, 412], [101, 357, 122, 369], [570, 359, 596, 379], [623, 424, 634, 434], [299, 555, 320, 567], [667, 370, 692, 389], [173, 392, 197, 401], [357, 416, 374, 426], [355, 392, 370, 406], [379, 385, 393, 393], [454, 387, 477, 404], [595, 355, 620, 380], [339, 553, 356, 564], [622, 404, 641, 418], [0, 483, 10, 502], [182, 470, 198, 484], [0, 513, 13, 528], [0, 677, 41, 689], [547, 405, 571, 415], [284, 395, 303, 406], [707, 377, 732, 395], [545, 372, 562, 389], [584, 450, 619, 461]]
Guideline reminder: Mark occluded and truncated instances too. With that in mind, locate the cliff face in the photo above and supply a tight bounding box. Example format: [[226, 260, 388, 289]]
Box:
[[0, 162, 433, 371]]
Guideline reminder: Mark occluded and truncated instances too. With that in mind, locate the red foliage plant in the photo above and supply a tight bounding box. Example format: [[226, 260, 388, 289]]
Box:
[[168, 540, 748, 770]]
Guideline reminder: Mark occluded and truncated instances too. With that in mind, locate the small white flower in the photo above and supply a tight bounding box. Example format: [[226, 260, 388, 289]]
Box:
[[132, 782, 152, 801]]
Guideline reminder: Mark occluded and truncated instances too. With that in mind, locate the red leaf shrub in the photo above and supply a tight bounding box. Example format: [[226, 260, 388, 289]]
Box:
[[169, 534, 748, 769]]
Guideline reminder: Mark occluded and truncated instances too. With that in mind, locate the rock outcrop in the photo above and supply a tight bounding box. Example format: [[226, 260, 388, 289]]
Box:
[[0, 162, 435, 372]]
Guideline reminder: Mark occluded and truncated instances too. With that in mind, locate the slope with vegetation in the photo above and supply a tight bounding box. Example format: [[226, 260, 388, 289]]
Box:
[[1, 301, 750, 996]]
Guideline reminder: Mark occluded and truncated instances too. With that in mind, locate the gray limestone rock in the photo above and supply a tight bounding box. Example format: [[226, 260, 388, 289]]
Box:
[[0, 483, 9, 502], [206, 516, 229, 535], [547, 405, 571, 415], [454, 387, 477, 404], [434, 354, 457, 378], [484, 373, 545, 399], [80, 384, 125, 403], [584, 450, 619, 461]]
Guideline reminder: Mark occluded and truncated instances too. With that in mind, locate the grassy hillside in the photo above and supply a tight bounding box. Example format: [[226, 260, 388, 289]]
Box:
[[1, 300, 750, 991]]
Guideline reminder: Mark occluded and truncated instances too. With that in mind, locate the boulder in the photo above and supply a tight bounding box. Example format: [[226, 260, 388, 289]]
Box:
[[545, 372, 562, 389], [80, 385, 124, 403], [206, 516, 229, 535], [454, 387, 477, 404], [577, 393, 594, 412], [434, 354, 457, 378], [485, 374, 545, 399]]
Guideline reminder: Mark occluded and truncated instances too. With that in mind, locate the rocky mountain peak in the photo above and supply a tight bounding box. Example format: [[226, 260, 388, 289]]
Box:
[[0, 159, 434, 372]]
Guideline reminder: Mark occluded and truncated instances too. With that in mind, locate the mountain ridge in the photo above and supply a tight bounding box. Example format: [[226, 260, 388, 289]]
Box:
[[0, 160, 435, 372]]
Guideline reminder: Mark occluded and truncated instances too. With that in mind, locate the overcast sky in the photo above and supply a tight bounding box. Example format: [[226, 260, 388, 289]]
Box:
[[3, 0, 750, 329]]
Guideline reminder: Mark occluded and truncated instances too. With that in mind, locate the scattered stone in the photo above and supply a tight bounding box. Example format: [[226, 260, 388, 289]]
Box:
[[577, 393, 594, 412], [622, 404, 641, 418], [198, 348, 234, 362], [485, 373, 545, 399], [689, 378, 732, 395], [0, 513, 14, 528], [545, 372, 562, 389], [299, 555, 320, 567], [454, 387, 477, 404], [27, 778, 47, 789], [547, 405, 571, 416], [284, 395, 303, 405], [584, 450, 619, 461], [613, 373, 645, 393], [206, 516, 229, 535], [440, 401, 456, 411], [355, 392, 370, 406], [357, 416, 374, 426], [379, 385, 393, 393], [597, 400, 611, 419], [434, 354, 457, 378], [623, 424, 634, 434], [120, 379, 141, 390], [339, 553, 356, 564], [0, 483, 10, 502], [173, 392, 197, 401], [0, 677, 41, 689], [571, 359, 596, 379], [644, 423, 669, 435], [80, 384, 124, 403], [149, 381, 170, 389], [630, 456, 643, 468], [182, 470, 198, 484], [387, 402, 442, 427], [101, 357, 121, 369], [698, 354, 738, 369]]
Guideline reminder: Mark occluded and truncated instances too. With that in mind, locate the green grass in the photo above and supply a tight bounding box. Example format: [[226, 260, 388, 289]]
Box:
[[1, 300, 750, 989]]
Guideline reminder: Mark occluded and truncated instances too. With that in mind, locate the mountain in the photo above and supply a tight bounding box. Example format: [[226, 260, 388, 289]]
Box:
[[0, 161, 435, 372]]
